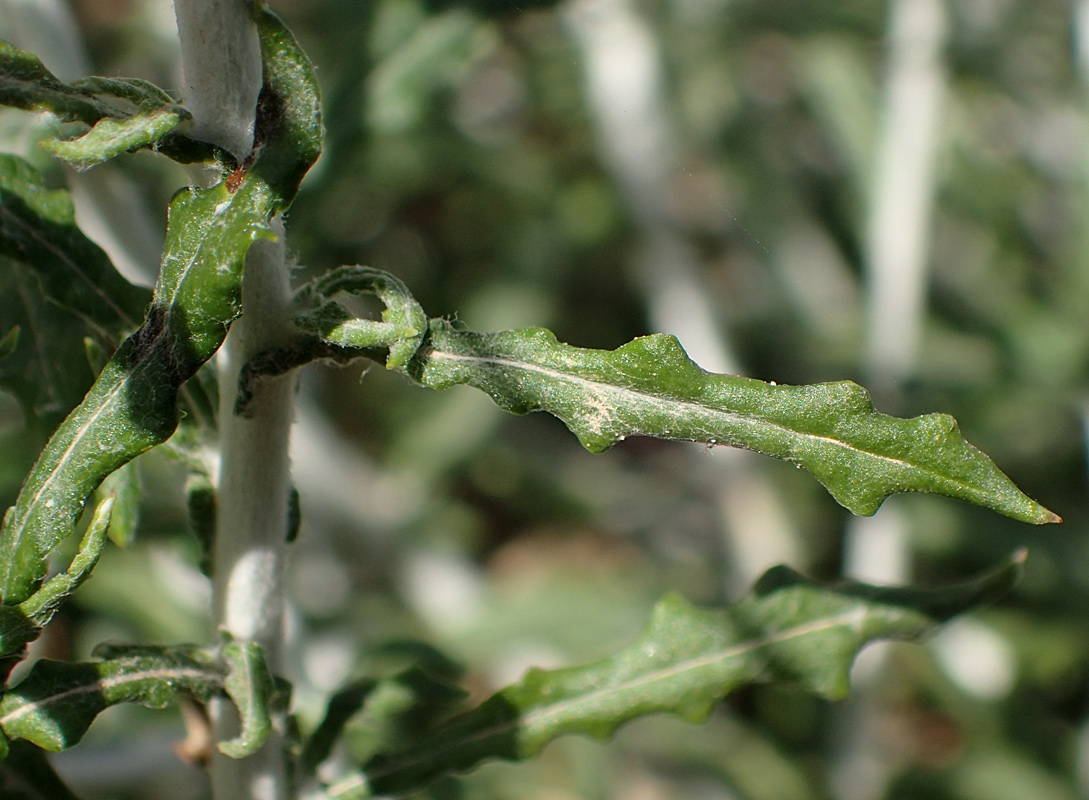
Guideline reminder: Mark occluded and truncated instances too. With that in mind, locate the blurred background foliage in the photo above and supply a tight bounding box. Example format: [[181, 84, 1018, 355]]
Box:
[[2, 0, 1089, 798]]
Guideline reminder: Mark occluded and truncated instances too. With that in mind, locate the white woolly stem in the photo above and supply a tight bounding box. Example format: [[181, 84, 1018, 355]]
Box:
[[211, 224, 295, 800], [172, 2, 295, 799], [173, 0, 263, 160]]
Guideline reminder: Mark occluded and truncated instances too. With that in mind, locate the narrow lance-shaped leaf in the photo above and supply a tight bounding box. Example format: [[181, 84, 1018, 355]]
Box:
[[0, 40, 220, 166], [0, 497, 112, 682], [43, 107, 188, 171], [405, 321, 1058, 524], [0, 7, 323, 606], [327, 554, 1024, 798], [0, 645, 224, 754]]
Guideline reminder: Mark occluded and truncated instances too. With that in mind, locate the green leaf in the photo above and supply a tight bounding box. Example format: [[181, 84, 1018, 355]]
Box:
[[0, 741, 84, 800], [0, 261, 93, 427], [42, 107, 187, 170], [217, 639, 277, 759], [0, 154, 151, 342], [15, 495, 113, 630], [0, 497, 112, 678], [408, 321, 1058, 524], [0, 40, 219, 166], [95, 463, 140, 548], [0, 327, 17, 362], [0, 7, 323, 606], [0, 155, 149, 426], [0, 645, 223, 753], [293, 266, 426, 369], [330, 555, 1023, 797]]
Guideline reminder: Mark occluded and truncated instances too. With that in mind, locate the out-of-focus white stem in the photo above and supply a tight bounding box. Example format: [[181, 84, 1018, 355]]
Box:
[[172, 2, 293, 799], [846, 0, 948, 617], [565, 0, 799, 592], [835, 2, 947, 799], [862, 0, 948, 385]]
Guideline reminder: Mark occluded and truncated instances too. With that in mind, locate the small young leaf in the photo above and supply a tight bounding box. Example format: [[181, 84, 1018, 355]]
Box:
[[95, 463, 140, 548], [0, 496, 111, 665], [16, 495, 113, 630], [0, 645, 223, 753], [331, 555, 1023, 797], [293, 266, 426, 369], [217, 639, 277, 759], [409, 321, 1058, 524]]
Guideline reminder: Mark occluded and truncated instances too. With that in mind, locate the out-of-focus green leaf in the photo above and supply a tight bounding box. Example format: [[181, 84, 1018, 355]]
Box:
[[0, 155, 148, 425], [950, 744, 1080, 800], [0, 261, 92, 425], [0, 328, 17, 362], [304, 642, 469, 776], [408, 321, 1058, 524], [0, 645, 222, 753], [0, 40, 218, 166], [326, 555, 1022, 797], [0, 740, 83, 800], [95, 462, 139, 547], [0, 7, 323, 608], [367, 10, 493, 134], [0, 154, 150, 342]]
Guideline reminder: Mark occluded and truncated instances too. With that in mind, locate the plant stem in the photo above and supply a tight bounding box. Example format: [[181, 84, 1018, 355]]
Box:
[[172, 1, 295, 798], [173, 0, 262, 161], [211, 224, 295, 800]]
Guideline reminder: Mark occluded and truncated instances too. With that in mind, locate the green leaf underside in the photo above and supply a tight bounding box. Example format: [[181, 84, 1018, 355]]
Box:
[[408, 321, 1056, 524], [0, 7, 322, 606], [0, 40, 216, 166], [0, 646, 223, 752], [332, 556, 1022, 797], [43, 107, 186, 170]]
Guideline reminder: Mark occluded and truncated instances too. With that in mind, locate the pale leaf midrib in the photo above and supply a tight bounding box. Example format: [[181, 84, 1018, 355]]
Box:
[[363, 606, 873, 784], [429, 350, 981, 499], [0, 665, 217, 728], [0, 377, 127, 593]]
